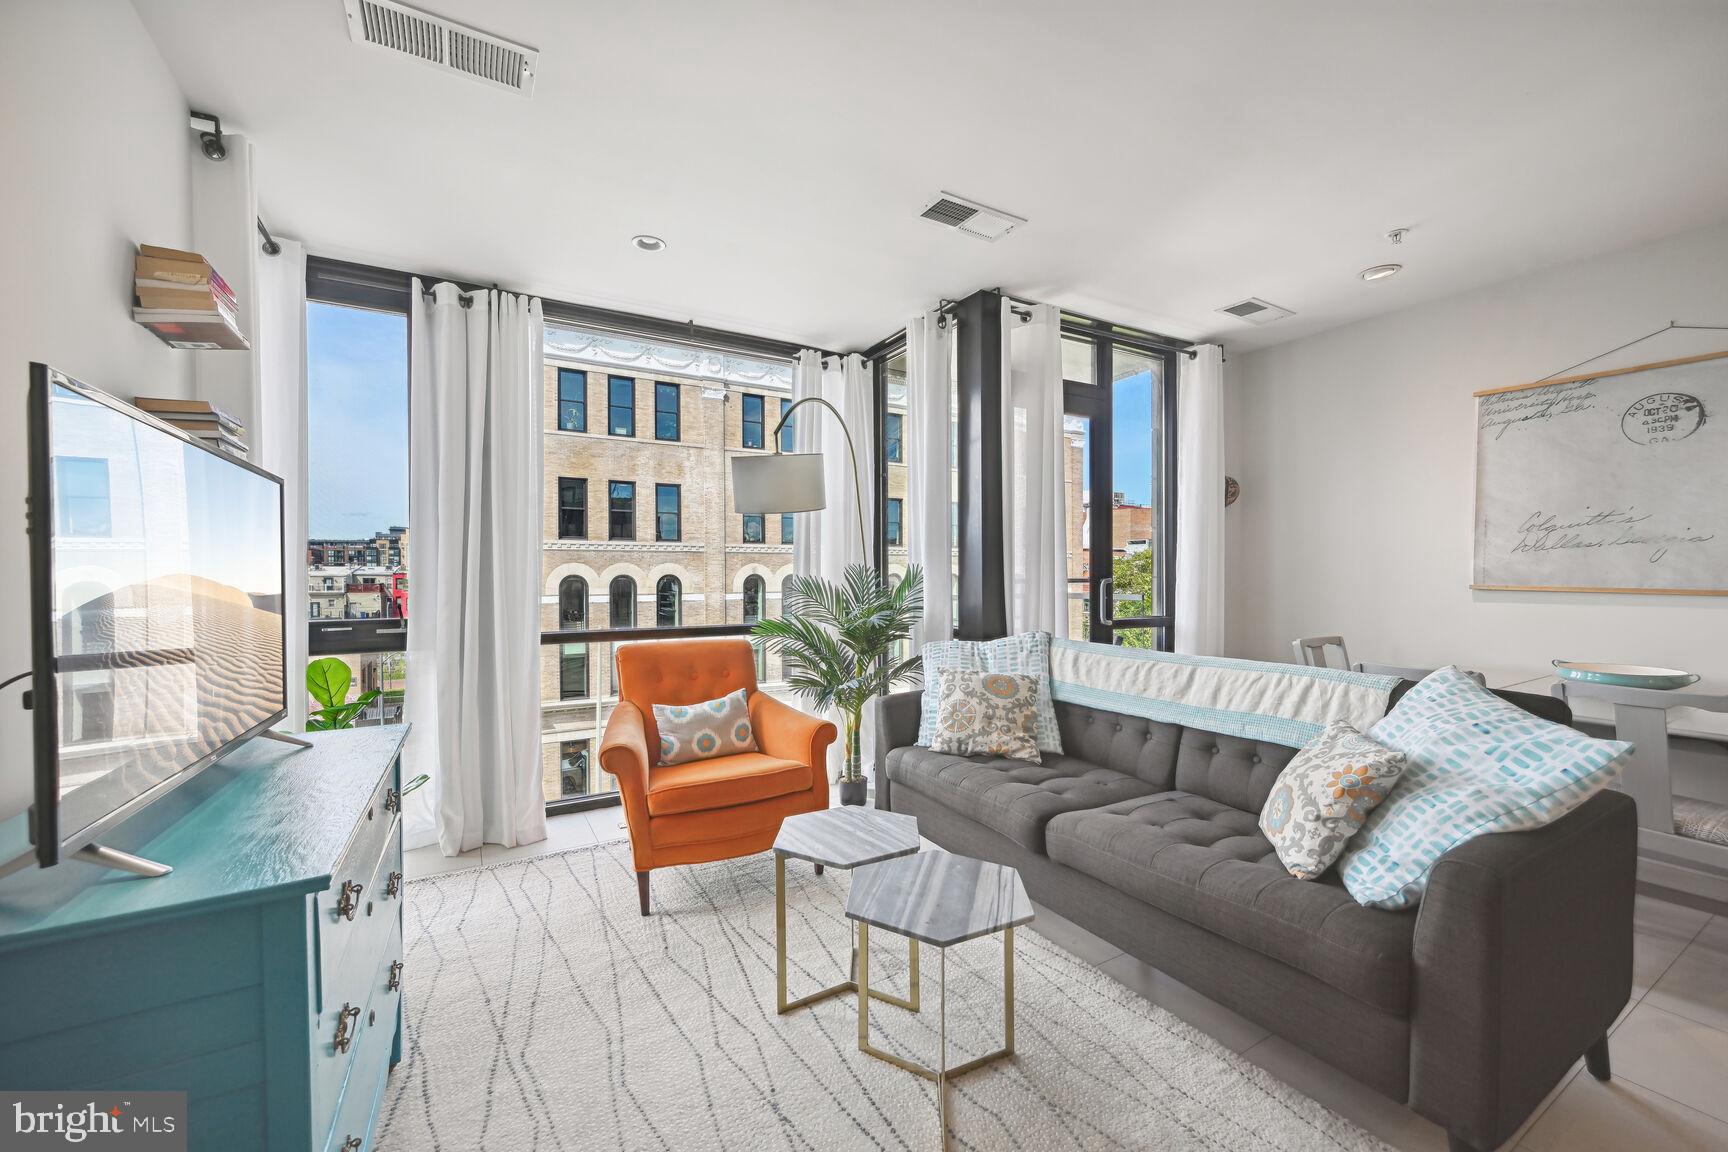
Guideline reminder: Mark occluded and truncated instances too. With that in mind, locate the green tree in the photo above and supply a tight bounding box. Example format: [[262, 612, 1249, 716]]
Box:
[[1111, 549, 1158, 649]]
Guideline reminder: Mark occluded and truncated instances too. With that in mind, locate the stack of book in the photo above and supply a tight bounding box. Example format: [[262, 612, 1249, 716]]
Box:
[[132, 396, 249, 459], [133, 244, 249, 350]]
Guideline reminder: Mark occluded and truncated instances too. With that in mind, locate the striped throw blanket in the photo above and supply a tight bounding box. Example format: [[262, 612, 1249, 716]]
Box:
[[1049, 639, 1400, 749]]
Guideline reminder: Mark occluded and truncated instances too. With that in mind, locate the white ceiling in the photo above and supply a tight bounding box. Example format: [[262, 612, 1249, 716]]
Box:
[[133, 0, 1728, 353]]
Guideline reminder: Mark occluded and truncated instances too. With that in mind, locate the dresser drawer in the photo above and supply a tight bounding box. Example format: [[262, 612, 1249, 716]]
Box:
[[312, 818, 402, 1138], [321, 923, 404, 1152], [315, 761, 400, 1010]]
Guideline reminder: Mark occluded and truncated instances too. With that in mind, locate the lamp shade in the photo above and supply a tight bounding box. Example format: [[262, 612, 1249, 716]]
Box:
[[731, 453, 825, 514]]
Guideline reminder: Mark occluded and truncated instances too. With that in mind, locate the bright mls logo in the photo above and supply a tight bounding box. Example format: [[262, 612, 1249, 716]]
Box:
[[2, 1092, 186, 1150]]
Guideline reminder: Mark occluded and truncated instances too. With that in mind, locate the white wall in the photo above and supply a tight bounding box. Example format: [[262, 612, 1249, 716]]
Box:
[[0, 2, 194, 824], [1226, 219, 1728, 683]]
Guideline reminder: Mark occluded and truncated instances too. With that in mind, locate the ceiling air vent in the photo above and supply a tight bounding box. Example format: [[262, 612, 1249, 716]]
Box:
[[919, 192, 1026, 242], [1216, 297, 1296, 326], [343, 0, 538, 96]]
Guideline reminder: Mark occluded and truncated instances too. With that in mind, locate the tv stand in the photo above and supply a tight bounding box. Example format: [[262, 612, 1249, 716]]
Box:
[[260, 728, 314, 750], [0, 726, 409, 1152], [71, 841, 171, 877]]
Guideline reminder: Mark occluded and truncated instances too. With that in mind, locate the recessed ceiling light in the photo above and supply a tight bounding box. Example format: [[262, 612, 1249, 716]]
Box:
[[631, 235, 666, 252], [1360, 264, 1402, 281]]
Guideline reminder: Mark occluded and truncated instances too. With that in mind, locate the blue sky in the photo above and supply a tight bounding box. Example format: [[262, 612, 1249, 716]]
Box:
[[307, 302, 408, 538], [1076, 369, 1157, 506], [1111, 370, 1156, 506]]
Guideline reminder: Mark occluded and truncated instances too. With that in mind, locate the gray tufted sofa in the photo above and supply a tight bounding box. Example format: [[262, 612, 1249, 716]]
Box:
[[875, 683, 1636, 1152]]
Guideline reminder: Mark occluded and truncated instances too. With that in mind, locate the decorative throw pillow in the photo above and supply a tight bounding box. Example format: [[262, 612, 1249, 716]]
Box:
[[1260, 721, 1406, 880], [1338, 666, 1631, 910], [653, 688, 757, 766], [930, 672, 1043, 763], [919, 632, 1061, 753]]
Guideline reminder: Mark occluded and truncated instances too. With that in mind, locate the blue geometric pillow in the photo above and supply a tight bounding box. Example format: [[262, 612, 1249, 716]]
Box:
[[918, 632, 1061, 753], [653, 688, 757, 766], [1338, 666, 1631, 910]]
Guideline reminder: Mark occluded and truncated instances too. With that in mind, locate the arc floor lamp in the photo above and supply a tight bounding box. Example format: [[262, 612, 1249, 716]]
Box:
[[730, 396, 869, 561]]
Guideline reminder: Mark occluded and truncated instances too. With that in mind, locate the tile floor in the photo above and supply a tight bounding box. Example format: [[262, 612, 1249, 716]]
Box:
[[406, 810, 1728, 1151]]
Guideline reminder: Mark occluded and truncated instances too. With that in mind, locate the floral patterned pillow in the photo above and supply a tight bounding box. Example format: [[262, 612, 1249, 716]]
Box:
[[1260, 721, 1406, 880], [930, 672, 1043, 764], [653, 688, 757, 765]]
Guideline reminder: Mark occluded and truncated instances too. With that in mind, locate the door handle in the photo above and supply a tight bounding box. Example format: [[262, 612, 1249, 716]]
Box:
[[1097, 577, 1115, 627]]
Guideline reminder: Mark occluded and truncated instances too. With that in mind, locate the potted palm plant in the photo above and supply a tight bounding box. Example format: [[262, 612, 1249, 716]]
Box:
[[752, 563, 923, 805]]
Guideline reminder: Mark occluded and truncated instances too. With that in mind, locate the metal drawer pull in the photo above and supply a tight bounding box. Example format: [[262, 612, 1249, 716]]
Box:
[[337, 880, 364, 921], [384, 787, 400, 814], [333, 1004, 361, 1053], [385, 871, 402, 898], [342, 1138, 363, 1151], [388, 960, 404, 992]]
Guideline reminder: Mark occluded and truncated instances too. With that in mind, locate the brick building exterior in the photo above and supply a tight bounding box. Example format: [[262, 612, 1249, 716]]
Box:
[[536, 356, 803, 803]]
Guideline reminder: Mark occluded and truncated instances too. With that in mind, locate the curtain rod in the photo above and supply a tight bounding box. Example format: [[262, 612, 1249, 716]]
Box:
[[937, 296, 1033, 322], [932, 290, 1198, 356], [304, 254, 825, 362], [256, 217, 280, 257]]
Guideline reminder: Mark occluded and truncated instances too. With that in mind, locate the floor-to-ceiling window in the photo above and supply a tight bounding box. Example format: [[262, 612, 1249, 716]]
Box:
[[304, 283, 410, 724], [538, 322, 801, 812], [867, 301, 1180, 651], [303, 258, 814, 817]]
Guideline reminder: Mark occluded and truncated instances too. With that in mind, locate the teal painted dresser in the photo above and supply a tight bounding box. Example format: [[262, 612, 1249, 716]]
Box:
[[0, 725, 409, 1152]]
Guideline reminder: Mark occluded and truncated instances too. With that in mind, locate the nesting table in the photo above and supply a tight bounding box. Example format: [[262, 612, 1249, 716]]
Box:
[[772, 806, 922, 1014], [847, 852, 1035, 1149]]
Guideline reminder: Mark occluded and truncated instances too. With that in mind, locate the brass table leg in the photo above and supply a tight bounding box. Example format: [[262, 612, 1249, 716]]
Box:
[[776, 853, 921, 1015], [857, 923, 1018, 1150]]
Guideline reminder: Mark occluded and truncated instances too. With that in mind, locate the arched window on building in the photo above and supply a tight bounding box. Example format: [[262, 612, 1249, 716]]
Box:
[[742, 575, 765, 626], [610, 576, 636, 629], [559, 575, 587, 628], [656, 576, 681, 628]]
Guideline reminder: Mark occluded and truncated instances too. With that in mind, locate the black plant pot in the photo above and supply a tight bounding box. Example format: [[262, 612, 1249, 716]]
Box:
[[839, 778, 868, 807]]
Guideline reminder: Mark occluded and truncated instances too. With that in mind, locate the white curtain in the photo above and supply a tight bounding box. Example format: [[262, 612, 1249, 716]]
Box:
[[255, 237, 309, 730], [1003, 300, 1069, 637], [791, 351, 875, 577], [789, 350, 824, 580], [1174, 344, 1226, 655], [404, 280, 548, 854], [790, 350, 876, 779], [904, 311, 953, 650]]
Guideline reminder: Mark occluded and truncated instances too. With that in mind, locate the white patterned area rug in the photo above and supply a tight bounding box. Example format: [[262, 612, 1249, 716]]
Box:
[[379, 841, 1393, 1152]]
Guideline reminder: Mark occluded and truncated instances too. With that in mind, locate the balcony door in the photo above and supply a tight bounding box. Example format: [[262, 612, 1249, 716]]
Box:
[[1062, 336, 1178, 649]]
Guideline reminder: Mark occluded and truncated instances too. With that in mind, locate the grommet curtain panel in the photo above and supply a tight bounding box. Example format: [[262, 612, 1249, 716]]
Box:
[[905, 310, 954, 651], [1003, 300, 1070, 638], [790, 349, 877, 779], [256, 237, 309, 730], [790, 350, 876, 578], [404, 280, 548, 855], [1174, 344, 1226, 656]]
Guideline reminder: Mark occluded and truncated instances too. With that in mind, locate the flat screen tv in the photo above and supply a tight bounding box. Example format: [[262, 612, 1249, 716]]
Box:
[[23, 363, 286, 870]]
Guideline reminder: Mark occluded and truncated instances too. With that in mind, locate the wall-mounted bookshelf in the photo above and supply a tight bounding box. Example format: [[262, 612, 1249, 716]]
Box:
[[132, 243, 249, 350]]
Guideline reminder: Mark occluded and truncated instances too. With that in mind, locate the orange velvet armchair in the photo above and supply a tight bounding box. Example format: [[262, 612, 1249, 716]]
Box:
[[599, 637, 836, 915]]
